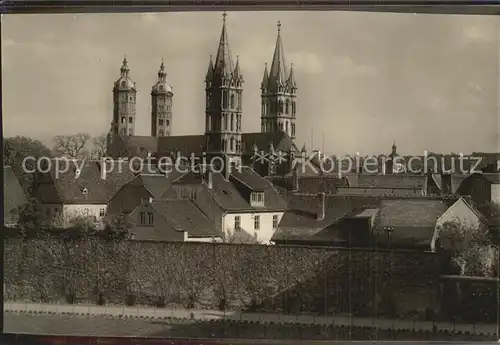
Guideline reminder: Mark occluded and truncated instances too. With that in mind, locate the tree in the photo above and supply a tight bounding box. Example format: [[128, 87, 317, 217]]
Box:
[[90, 133, 108, 160], [218, 229, 263, 244], [437, 219, 496, 277], [14, 197, 50, 237], [52, 133, 91, 159], [3, 136, 52, 181]]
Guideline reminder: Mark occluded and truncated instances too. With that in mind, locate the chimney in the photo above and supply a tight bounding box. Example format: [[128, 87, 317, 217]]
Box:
[[317, 192, 326, 221], [441, 173, 452, 195]]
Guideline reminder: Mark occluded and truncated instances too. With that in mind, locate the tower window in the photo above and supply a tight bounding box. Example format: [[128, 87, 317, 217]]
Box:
[[285, 122, 289, 134], [121, 81, 126, 88], [159, 130, 164, 136], [285, 101, 289, 114], [230, 114, 234, 131], [121, 117, 126, 124], [166, 119, 170, 126], [159, 119, 164, 126], [129, 117, 133, 123], [230, 94, 235, 109], [279, 100, 284, 113], [230, 137, 234, 151]]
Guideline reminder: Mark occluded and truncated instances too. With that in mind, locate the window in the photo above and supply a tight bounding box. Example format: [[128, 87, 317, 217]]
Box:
[[273, 215, 278, 229], [230, 114, 234, 131], [128, 129, 133, 136], [140, 212, 146, 225], [159, 119, 164, 126], [159, 130, 164, 136], [148, 212, 153, 224], [234, 216, 241, 230], [121, 117, 126, 124], [230, 94, 235, 109], [254, 215, 260, 230], [99, 208, 105, 217], [166, 119, 170, 126], [129, 117, 133, 123], [285, 101, 289, 114], [251, 192, 265, 203]]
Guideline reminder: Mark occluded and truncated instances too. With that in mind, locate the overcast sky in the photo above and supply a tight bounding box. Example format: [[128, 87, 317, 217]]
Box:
[[2, 11, 499, 155]]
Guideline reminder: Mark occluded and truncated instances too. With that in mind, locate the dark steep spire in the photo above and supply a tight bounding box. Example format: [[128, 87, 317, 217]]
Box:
[[205, 55, 214, 83], [268, 21, 288, 91], [261, 63, 269, 90], [213, 12, 234, 78]]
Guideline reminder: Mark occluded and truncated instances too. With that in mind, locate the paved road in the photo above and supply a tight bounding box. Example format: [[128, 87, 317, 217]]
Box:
[[4, 301, 497, 335], [4, 313, 496, 342]]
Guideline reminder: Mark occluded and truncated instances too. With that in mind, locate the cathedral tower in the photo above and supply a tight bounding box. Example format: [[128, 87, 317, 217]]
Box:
[[261, 22, 297, 139], [112, 57, 137, 136], [151, 60, 173, 137], [204, 12, 244, 169]]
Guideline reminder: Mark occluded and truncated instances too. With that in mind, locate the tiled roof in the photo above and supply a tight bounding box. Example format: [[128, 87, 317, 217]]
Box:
[[230, 166, 273, 191], [274, 194, 459, 248], [33, 160, 135, 205], [373, 199, 450, 248], [347, 174, 427, 189], [151, 199, 220, 237], [4, 166, 28, 224], [336, 187, 424, 197], [273, 194, 382, 241], [107, 171, 186, 215], [113, 132, 299, 159], [171, 167, 287, 212]]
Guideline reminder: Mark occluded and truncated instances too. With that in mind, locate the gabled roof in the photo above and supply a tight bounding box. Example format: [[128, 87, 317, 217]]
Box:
[[373, 199, 451, 248], [33, 159, 135, 205], [171, 166, 287, 212], [273, 194, 382, 241], [4, 166, 28, 223], [151, 199, 220, 237]]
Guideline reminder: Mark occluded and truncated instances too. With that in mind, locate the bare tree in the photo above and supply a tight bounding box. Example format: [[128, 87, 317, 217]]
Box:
[[90, 133, 108, 160], [52, 133, 91, 159]]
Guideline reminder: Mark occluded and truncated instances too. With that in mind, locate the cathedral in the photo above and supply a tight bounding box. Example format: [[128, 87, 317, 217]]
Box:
[[107, 13, 316, 177]]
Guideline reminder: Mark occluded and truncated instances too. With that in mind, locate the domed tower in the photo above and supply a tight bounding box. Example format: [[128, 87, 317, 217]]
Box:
[[261, 21, 297, 139], [112, 57, 137, 136], [151, 60, 173, 137], [385, 141, 402, 174], [204, 12, 244, 169]]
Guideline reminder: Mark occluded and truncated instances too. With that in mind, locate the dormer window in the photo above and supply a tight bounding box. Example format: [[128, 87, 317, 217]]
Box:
[[75, 169, 81, 178], [250, 192, 265, 207], [82, 188, 88, 195]]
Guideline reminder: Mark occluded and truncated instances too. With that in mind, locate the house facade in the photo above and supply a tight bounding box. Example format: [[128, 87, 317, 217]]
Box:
[[128, 198, 221, 242], [31, 159, 134, 227]]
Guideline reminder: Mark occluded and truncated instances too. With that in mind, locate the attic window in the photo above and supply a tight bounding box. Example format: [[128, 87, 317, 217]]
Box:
[[82, 188, 88, 195], [250, 192, 265, 207], [75, 169, 81, 177]]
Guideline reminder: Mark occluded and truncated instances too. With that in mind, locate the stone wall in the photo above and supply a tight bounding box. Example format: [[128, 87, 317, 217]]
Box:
[[4, 237, 440, 319]]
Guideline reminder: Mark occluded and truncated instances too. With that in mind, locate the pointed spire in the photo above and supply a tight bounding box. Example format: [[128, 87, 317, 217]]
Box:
[[287, 63, 297, 89], [268, 21, 288, 91], [391, 141, 397, 156], [213, 12, 234, 78], [205, 55, 214, 82], [121, 55, 130, 77], [261, 63, 269, 90], [234, 55, 242, 79]]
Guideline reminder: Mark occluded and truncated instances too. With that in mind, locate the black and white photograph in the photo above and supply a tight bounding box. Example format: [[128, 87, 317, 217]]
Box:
[[2, 8, 499, 343]]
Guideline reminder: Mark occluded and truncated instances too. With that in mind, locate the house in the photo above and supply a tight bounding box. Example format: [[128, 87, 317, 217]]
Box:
[[128, 198, 221, 242], [273, 193, 485, 251], [31, 159, 134, 226], [107, 171, 185, 216], [455, 173, 500, 210], [163, 166, 288, 244], [110, 164, 287, 244], [4, 166, 28, 226]]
